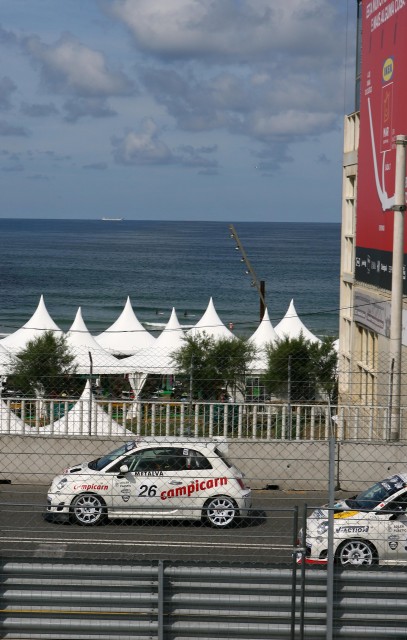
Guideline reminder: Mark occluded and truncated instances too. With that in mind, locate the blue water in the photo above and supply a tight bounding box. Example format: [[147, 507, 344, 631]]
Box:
[[0, 219, 340, 338]]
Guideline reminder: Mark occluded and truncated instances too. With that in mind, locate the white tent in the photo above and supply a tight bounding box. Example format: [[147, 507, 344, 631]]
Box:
[[0, 295, 62, 354], [188, 298, 234, 340], [0, 400, 27, 434], [95, 297, 155, 356], [66, 308, 129, 375], [43, 380, 133, 437], [274, 299, 321, 344], [122, 308, 185, 375], [248, 308, 278, 373]]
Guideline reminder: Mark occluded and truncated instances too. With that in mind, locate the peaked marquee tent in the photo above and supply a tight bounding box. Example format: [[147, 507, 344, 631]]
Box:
[[65, 308, 129, 375], [43, 380, 133, 437], [188, 298, 234, 340], [0, 295, 62, 354], [95, 297, 155, 356], [274, 299, 321, 344], [248, 307, 278, 373]]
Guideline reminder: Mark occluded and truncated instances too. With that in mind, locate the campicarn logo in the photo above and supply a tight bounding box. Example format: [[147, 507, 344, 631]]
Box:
[[73, 484, 109, 491], [382, 57, 394, 83], [161, 477, 228, 501]]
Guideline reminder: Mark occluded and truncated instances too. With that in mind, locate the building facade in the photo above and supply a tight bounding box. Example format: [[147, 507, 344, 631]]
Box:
[[338, 0, 407, 439]]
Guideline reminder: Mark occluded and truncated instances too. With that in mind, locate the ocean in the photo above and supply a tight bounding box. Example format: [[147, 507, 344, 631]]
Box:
[[0, 219, 340, 339]]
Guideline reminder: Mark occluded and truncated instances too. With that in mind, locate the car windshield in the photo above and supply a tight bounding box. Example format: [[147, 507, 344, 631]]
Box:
[[88, 441, 138, 471], [347, 475, 406, 510]]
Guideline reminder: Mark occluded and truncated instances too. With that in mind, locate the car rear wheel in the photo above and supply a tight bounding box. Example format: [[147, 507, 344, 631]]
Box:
[[70, 493, 106, 526], [203, 495, 239, 528], [336, 539, 377, 567]]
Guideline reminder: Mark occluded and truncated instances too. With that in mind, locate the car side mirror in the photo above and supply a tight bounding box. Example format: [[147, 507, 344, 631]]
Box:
[[117, 464, 129, 477]]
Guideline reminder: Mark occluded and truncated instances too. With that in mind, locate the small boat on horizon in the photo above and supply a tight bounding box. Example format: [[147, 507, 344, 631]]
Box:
[[101, 217, 124, 221]]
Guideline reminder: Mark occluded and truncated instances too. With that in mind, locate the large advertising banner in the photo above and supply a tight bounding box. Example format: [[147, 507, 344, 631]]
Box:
[[355, 0, 407, 290]]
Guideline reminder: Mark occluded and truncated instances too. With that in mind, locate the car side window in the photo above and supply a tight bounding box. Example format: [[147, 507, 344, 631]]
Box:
[[386, 493, 407, 512], [189, 450, 213, 470]]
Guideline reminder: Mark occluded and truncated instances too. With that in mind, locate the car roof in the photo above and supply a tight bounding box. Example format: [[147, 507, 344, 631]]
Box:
[[125, 438, 228, 455]]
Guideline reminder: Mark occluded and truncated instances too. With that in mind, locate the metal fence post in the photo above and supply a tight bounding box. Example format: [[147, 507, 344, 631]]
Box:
[[158, 559, 165, 640], [290, 505, 299, 640], [326, 435, 336, 640]]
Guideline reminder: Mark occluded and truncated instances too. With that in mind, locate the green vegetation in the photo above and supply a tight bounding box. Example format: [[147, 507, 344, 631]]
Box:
[[171, 333, 256, 401], [264, 334, 338, 403], [9, 331, 78, 397]]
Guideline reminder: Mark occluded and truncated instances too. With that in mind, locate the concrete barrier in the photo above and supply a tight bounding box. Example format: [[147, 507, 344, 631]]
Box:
[[2, 435, 407, 492]]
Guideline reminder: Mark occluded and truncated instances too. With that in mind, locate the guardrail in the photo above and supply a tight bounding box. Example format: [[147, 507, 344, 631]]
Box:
[[0, 396, 404, 441]]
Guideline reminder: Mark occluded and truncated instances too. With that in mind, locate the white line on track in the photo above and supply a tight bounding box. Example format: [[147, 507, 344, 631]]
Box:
[[0, 535, 291, 551]]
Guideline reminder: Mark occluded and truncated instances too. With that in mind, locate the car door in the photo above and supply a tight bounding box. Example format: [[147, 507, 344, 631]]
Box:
[[109, 446, 216, 519], [380, 492, 407, 563], [108, 447, 169, 517]]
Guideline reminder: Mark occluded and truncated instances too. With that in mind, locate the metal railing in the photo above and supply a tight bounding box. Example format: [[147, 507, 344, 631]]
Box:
[[0, 396, 405, 441]]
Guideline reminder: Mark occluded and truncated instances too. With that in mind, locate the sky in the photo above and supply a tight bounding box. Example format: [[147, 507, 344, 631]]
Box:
[[0, 0, 357, 222]]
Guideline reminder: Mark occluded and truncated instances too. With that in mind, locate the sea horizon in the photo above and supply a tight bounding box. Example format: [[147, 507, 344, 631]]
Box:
[[0, 219, 340, 339]]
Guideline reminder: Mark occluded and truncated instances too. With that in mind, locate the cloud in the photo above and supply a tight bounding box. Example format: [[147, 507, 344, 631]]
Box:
[[0, 77, 17, 110], [112, 117, 219, 170], [63, 97, 117, 122], [0, 25, 17, 46], [0, 120, 29, 136], [109, 0, 342, 61], [82, 162, 108, 170], [107, 0, 349, 172], [20, 102, 59, 117], [23, 32, 134, 98], [112, 118, 173, 165]]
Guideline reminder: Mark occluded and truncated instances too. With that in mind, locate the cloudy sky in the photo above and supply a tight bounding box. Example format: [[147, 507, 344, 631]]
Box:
[[0, 0, 356, 222]]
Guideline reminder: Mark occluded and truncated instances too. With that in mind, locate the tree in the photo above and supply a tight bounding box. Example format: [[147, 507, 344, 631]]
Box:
[[172, 333, 256, 401], [263, 334, 338, 404], [309, 337, 338, 403], [9, 331, 77, 397]]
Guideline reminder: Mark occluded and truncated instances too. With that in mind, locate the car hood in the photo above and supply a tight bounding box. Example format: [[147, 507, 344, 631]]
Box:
[[63, 462, 91, 475]]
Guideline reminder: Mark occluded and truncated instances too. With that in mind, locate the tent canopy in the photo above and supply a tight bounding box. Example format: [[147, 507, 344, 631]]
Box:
[[43, 380, 133, 436], [0, 295, 62, 354], [121, 308, 185, 375], [66, 308, 129, 375], [274, 299, 321, 344], [95, 297, 155, 356], [248, 308, 277, 373], [188, 298, 234, 340]]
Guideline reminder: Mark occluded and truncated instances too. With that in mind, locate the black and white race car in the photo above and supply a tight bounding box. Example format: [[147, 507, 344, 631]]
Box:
[[302, 473, 407, 567], [46, 439, 252, 528]]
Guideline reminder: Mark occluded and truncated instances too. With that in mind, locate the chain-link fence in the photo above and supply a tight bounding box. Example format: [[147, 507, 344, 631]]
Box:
[[1, 341, 407, 637]]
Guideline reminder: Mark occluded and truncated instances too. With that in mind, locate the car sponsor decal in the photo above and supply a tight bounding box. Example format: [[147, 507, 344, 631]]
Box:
[[389, 541, 398, 550], [73, 484, 109, 491], [313, 509, 326, 518], [161, 477, 228, 501], [335, 525, 369, 534], [134, 471, 164, 476], [334, 511, 360, 519]]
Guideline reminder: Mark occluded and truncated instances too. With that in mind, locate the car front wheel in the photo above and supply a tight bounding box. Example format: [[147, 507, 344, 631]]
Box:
[[203, 495, 239, 528], [70, 493, 106, 526], [336, 539, 377, 567]]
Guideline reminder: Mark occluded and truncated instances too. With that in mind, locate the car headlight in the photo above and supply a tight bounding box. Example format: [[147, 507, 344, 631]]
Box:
[[56, 478, 68, 491], [317, 521, 329, 535]]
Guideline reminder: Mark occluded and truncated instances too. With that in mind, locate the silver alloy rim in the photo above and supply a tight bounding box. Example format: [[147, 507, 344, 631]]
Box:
[[73, 494, 103, 525], [339, 540, 374, 566], [206, 497, 235, 527]]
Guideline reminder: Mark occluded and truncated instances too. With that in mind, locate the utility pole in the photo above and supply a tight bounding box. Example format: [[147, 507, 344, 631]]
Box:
[[389, 135, 407, 440], [229, 224, 266, 321]]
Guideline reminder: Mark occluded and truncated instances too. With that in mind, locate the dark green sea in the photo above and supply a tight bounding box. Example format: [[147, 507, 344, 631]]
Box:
[[0, 219, 340, 339]]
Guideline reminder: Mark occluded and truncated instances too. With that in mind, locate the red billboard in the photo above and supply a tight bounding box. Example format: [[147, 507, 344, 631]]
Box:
[[355, 0, 407, 290]]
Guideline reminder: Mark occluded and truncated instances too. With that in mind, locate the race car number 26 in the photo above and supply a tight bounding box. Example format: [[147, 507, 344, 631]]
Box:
[[137, 482, 157, 497]]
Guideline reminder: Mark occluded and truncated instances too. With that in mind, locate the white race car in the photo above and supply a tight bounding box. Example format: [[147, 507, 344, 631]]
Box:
[[45, 440, 252, 528], [302, 473, 407, 567]]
